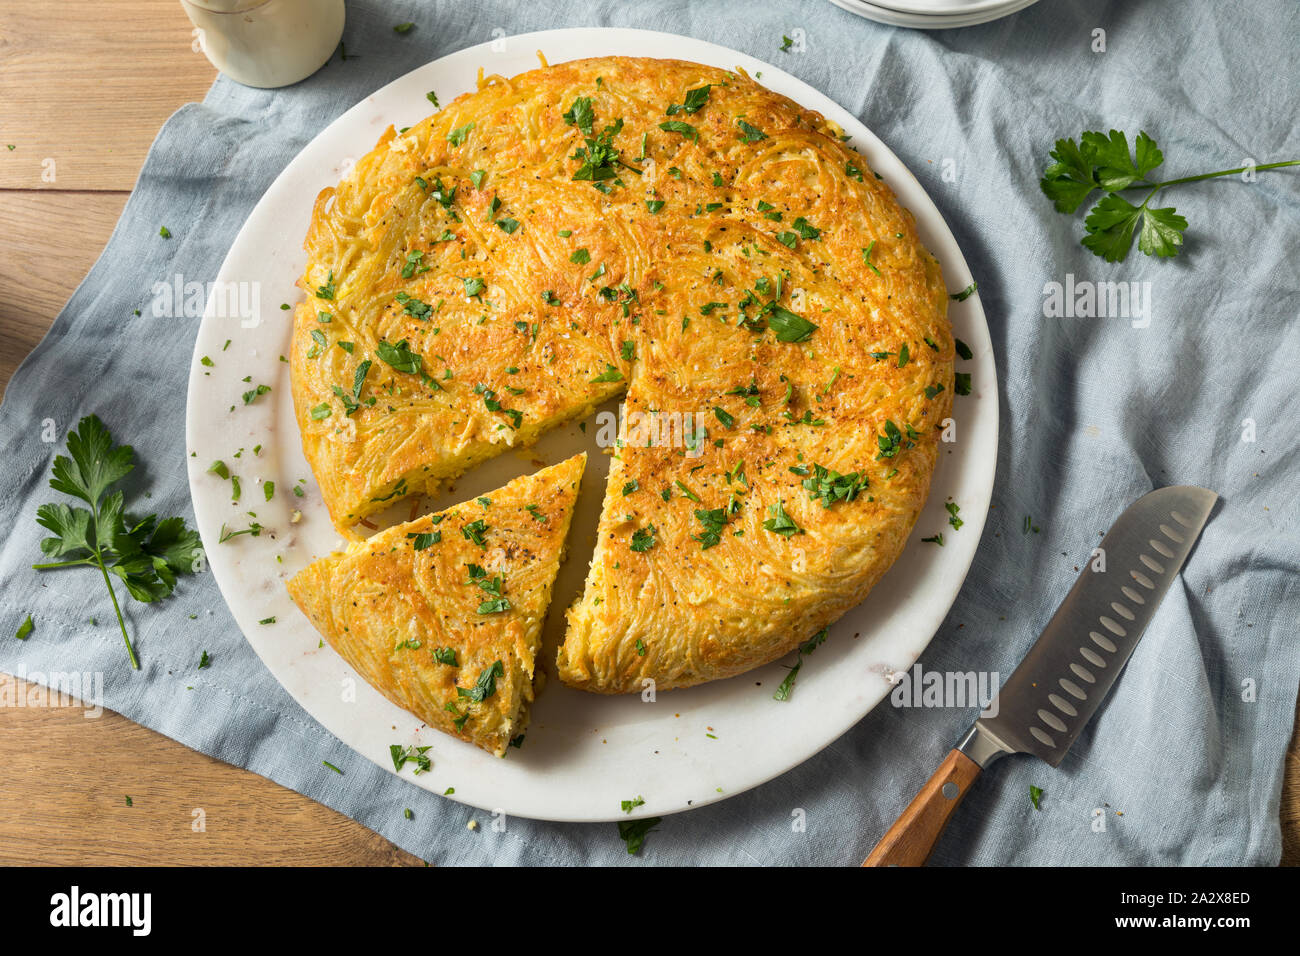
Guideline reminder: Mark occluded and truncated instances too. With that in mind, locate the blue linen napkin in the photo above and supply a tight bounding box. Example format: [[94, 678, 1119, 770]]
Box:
[[2, 0, 1297, 865]]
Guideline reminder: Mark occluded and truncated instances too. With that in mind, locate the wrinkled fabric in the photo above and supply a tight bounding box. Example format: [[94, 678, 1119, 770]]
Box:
[[1, 0, 1297, 866]]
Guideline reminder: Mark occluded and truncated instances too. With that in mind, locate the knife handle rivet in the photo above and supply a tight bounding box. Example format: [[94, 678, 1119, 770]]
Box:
[[941, 782, 960, 799]]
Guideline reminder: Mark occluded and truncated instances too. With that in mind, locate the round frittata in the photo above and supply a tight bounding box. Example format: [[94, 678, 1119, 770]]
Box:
[[291, 55, 952, 694]]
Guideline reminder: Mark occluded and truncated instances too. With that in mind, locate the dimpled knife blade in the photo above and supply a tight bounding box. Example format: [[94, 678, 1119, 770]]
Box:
[[965, 485, 1218, 768]]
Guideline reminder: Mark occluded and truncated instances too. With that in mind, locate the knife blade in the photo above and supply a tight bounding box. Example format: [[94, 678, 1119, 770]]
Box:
[[862, 485, 1218, 866]]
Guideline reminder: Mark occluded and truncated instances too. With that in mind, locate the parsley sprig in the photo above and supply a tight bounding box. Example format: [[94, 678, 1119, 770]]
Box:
[[1041, 129, 1298, 262], [32, 416, 203, 669]]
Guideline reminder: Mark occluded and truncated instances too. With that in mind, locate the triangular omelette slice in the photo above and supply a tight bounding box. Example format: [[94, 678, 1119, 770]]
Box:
[[287, 454, 585, 756]]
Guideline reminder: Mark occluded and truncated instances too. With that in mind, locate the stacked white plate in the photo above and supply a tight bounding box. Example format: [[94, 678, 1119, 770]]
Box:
[[827, 0, 1041, 29]]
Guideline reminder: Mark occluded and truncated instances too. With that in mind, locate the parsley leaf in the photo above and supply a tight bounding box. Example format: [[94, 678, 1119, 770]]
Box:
[[767, 306, 818, 343], [773, 628, 828, 701], [376, 339, 422, 376], [33, 416, 203, 669], [1041, 128, 1297, 262], [762, 499, 802, 537], [617, 817, 661, 854], [659, 120, 698, 141], [458, 660, 504, 703], [562, 96, 595, 135], [630, 525, 657, 552], [666, 85, 711, 116]]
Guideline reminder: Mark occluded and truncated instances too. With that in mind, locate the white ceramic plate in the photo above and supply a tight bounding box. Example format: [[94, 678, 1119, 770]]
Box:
[[185, 27, 997, 823], [827, 0, 1041, 29]]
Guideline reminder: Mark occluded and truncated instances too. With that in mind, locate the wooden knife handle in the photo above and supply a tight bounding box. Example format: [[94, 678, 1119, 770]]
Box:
[[862, 748, 982, 867]]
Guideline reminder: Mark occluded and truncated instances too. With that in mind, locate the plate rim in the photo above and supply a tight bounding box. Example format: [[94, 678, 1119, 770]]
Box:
[[185, 26, 999, 823], [826, 0, 1042, 27]]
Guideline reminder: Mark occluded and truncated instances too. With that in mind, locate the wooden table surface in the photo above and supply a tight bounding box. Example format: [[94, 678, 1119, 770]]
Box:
[[0, 0, 1295, 867]]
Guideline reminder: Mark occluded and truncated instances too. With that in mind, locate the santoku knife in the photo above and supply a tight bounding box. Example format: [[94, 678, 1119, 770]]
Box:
[[863, 484, 1218, 866]]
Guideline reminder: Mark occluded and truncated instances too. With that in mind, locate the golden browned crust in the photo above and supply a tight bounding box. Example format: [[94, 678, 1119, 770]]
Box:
[[286, 454, 585, 755], [291, 57, 951, 694]]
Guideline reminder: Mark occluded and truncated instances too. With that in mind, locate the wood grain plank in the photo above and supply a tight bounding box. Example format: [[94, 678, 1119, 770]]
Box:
[[0, 0, 215, 191], [0, 191, 127, 393], [0, 694, 424, 866]]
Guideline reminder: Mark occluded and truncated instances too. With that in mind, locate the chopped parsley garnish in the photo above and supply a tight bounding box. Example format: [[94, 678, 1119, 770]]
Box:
[[591, 363, 624, 383], [950, 281, 978, 301], [921, 533, 944, 546], [766, 306, 818, 343], [621, 795, 646, 813], [692, 508, 728, 549], [773, 628, 828, 701], [954, 372, 972, 396], [618, 817, 661, 855], [792, 217, 820, 239], [630, 525, 657, 552], [946, 501, 963, 530], [924, 383, 945, 400], [458, 660, 504, 702], [802, 465, 868, 508], [570, 111, 636, 186], [659, 120, 698, 141], [432, 647, 458, 666], [645, 199, 666, 213], [897, 344, 910, 368], [876, 420, 913, 460], [407, 531, 440, 550], [376, 339, 423, 375], [461, 519, 489, 547], [862, 240, 882, 276], [525, 504, 547, 522], [400, 250, 428, 279], [15, 615, 34, 641], [955, 338, 973, 360], [762, 500, 802, 537], [846, 162, 864, 181], [713, 407, 736, 429], [562, 96, 595, 134], [1030, 785, 1044, 810], [447, 122, 474, 147], [666, 85, 711, 115], [736, 119, 766, 143], [316, 271, 336, 300], [390, 745, 432, 774], [329, 359, 371, 416], [570, 247, 591, 265]]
